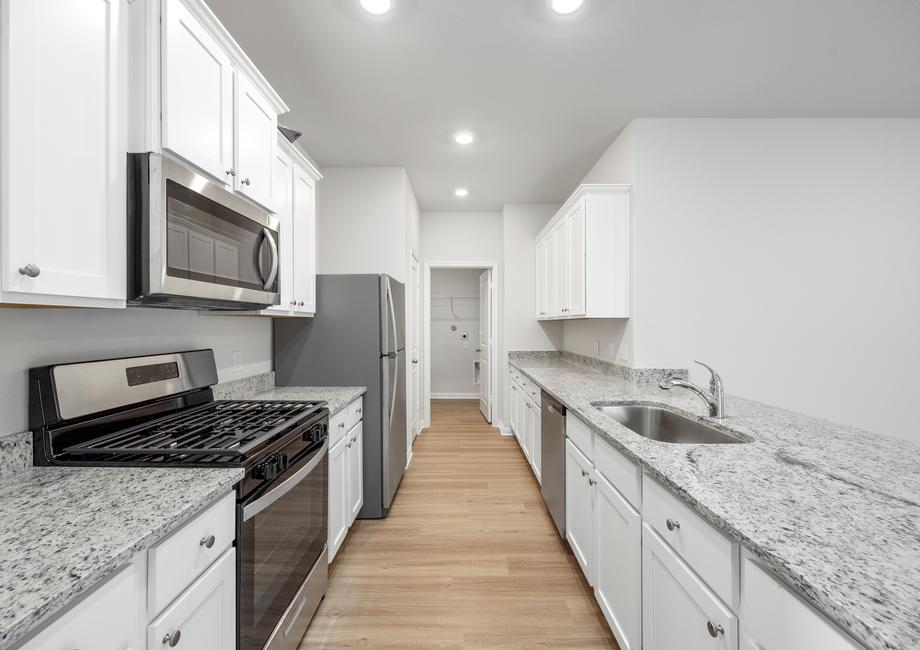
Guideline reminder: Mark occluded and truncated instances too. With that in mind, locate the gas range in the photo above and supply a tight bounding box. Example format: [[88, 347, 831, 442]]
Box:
[[29, 349, 330, 650]]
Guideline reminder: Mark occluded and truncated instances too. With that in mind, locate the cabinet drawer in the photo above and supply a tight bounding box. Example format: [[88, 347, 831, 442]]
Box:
[[148, 548, 236, 650], [148, 491, 235, 616], [741, 555, 862, 650], [20, 561, 140, 650], [642, 475, 739, 608], [566, 412, 595, 460], [594, 434, 641, 509], [330, 407, 349, 447], [518, 376, 532, 395], [346, 397, 364, 429]]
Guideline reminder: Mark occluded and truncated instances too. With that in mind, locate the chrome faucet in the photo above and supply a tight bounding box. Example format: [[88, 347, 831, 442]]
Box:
[[659, 361, 725, 419]]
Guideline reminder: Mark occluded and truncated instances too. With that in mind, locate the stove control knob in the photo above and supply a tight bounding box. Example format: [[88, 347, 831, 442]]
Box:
[[254, 457, 281, 481]]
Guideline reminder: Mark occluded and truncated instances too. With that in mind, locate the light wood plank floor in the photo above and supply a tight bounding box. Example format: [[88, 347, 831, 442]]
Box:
[[300, 399, 618, 649]]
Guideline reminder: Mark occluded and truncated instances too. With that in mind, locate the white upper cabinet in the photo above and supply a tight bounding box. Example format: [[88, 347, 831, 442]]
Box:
[[292, 161, 318, 314], [0, 0, 128, 308], [161, 0, 233, 183], [535, 185, 630, 320], [234, 73, 277, 208]]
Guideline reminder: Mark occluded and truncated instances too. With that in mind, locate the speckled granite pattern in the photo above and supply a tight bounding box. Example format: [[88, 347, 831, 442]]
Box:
[[509, 350, 688, 384], [0, 466, 243, 649], [212, 371, 275, 401], [249, 386, 367, 416], [509, 356, 920, 650], [0, 433, 30, 477]]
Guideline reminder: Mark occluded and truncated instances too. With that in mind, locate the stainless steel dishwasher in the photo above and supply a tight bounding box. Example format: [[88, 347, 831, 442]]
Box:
[[541, 392, 566, 537]]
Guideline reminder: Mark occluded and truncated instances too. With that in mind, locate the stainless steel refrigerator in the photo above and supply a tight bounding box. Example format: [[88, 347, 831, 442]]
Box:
[[274, 274, 407, 519]]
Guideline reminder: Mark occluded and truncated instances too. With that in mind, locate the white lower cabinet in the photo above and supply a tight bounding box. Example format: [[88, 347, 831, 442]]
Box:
[[565, 439, 594, 583], [594, 472, 641, 650], [643, 524, 738, 650], [328, 396, 365, 563], [147, 548, 236, 650], [529, 396, 542, 484]]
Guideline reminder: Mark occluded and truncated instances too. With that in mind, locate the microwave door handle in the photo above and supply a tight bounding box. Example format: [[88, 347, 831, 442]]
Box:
[[260, 227, 279, 290]]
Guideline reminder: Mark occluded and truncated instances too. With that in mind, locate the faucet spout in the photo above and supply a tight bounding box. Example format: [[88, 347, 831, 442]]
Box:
[[659, 361, 725, 419]]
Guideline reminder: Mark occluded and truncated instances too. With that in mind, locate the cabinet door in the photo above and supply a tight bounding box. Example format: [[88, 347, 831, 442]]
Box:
[[545, 231, 557, 318], [643, 524, 738, 650], [595, 473, 641, 650], [567, 201, 586, 317], [265, 145, 295, 314], [554, 220, 570, 316], [20, 561, 140, 650], [509, 383, 519, 435], [2, 0, 127, 306], [292, 165, 317, 313], [522, 400, 533, 462], [347, 422, 364, 524], [162, 0, 233, 182], [328, 438, 348, 562], [530, 402, 542, 484], [565, 439, 594, 583], [234, 74, 277, 209], [535, 239, 546, 319], [148, 548, 235, 650]]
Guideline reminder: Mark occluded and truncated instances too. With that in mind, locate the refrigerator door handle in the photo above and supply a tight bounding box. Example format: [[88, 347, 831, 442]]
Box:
[[386, 278, 399, 355], [388, 354, 399, 427]]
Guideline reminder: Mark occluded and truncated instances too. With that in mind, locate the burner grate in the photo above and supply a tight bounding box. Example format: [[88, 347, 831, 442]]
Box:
[[63, 400, 323, 458]]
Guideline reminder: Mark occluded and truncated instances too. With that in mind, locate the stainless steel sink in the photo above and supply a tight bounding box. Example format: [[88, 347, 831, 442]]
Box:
[[594, 404, 749, 444]]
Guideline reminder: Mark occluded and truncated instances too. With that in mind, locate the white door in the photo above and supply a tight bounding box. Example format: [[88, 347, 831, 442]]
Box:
[[409, 255, 421, 441], [530, 399, 542, 484], [2, 0, 127, 305], [554, 220, 570, 316], [478, 270, 492, 423], [162, 0, 233, 182], [535, 239, 546, 319], [147, 549, 236, 650], [642, 524, 738, 650], [545, 230, 557, 318], [595, 473, 642, 650], [565, 439, 594, 583], [266, 146, 294, 314], [347, 422, 364, 524], [291, 164, 316, 313], [328, 439, 348, 562], [521, 399, 533, 461], [509, 382, 519, 437], [234, 74, 277, 209], [568, 200, 587, 317]]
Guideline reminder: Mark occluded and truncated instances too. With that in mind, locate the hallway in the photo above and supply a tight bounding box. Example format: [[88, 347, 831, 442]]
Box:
[[300, 400, 618, 649]]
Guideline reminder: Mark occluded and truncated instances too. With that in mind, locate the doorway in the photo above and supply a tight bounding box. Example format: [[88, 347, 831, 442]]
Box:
[[423, 261, 499, 430]]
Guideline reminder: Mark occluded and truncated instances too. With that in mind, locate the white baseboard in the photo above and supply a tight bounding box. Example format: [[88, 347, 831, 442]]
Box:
[[499, 422, 513, 437], [431, 393, 480, 399]]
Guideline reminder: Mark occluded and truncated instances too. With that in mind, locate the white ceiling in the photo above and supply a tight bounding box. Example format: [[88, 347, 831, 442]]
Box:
[[208, 0, 920, 210]]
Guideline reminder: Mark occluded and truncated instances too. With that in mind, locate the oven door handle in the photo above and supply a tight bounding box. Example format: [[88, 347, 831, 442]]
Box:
[[243, 440, 327, 522], [258, 227, 280, 291]]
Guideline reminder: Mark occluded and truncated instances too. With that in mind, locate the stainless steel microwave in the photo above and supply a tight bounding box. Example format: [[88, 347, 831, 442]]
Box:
[[128, 153, 280, 310]]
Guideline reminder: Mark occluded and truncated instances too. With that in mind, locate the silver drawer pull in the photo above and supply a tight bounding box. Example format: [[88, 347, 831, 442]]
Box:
[[19, 264, 40, 277], [666, 518, 680, 531], [588, 478, 596, 486], [338, 422, 345, 429], [163, 630, 181, 646], [580, 469, 588, 477], [706, 621, 724, 637], [241, 177, 251, 186], [199, 534, 216, 549]]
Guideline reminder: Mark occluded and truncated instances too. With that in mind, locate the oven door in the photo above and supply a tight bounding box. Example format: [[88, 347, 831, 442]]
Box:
[[239, 441, 328, 650], [133, 153, 281, 309]]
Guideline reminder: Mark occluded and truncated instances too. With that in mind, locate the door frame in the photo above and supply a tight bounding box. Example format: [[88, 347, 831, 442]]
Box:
[[422, 261, 500, 431]]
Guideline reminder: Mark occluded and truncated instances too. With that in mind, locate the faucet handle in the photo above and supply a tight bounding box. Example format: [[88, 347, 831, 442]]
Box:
[[693, 360, 722, 390]]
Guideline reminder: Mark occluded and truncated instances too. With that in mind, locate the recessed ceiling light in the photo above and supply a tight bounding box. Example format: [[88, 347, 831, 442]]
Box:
[[454, 131, 476, 145], [549, 0, 584, 15], [360, 0, 393, 15], [454, 188, 469, 198]]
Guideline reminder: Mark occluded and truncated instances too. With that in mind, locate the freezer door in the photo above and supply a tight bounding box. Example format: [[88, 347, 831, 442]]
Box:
[[381, 349, 407, 510], [380, 275, 406, 355]]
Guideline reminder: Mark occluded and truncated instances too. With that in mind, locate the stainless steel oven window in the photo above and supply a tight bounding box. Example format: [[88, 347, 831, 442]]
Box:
[[239, 442, 328, 650]]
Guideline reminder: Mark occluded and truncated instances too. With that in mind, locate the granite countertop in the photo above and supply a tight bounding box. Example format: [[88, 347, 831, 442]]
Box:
[[250, 386, 367, 416], [0, 466, 243, 649], [509, 354, 920, 650]]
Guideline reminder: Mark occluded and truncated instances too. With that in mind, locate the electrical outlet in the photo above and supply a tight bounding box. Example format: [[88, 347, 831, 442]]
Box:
[[233, 351, 242, 372]]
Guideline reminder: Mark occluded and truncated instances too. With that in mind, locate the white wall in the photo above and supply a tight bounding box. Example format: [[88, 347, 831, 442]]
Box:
[[429, 269, 482, 397], [419, 212, 503, 263], [317, 167, 410, 282], [624, 118, 920, 442], [0, 308, 271, 436]]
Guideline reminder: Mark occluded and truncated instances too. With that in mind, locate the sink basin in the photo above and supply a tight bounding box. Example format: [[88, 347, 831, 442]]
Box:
[[594, 404, 749, 444]]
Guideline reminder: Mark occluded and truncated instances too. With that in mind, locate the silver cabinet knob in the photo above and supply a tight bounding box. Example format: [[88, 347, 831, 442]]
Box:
[[356, 408, 362, 414], [226, 168, 236, 177], [707, 621, 724, 637], [199, 534, 216, 549], [163, 630, 181, 646], [338, 422, 345, 429], [298, 301, 304, 306], [18, 264, 40, 278], [588, 478, 596, 486], [666, 518, 680, 531], [241, 177, 251, 186]]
